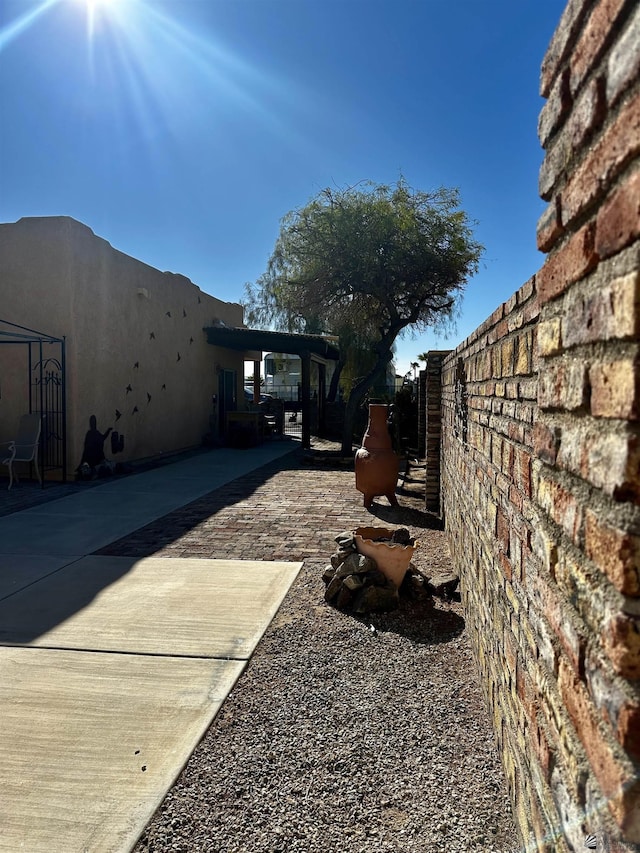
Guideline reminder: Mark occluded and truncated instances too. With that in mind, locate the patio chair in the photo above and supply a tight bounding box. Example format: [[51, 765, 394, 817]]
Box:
[[1, 413, 42, 490]]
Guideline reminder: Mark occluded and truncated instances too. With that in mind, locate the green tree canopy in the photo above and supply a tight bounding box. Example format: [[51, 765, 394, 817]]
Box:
[[244, 179, 483, 452]]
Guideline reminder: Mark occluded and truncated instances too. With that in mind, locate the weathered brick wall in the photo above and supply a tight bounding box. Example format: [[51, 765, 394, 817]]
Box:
[[423, 352, 450, 514], [439, 1, 640, 850]]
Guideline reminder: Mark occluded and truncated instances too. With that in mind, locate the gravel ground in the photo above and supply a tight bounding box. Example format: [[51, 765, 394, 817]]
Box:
[[100, 449, 521, 853]]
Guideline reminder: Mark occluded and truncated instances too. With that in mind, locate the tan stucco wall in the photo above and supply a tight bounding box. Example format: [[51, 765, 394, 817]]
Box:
[[0, 216, 248, 476]]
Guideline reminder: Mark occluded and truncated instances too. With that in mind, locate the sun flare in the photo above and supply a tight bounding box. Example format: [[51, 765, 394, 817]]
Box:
[[71, 0, 127, 18], [78, 0, 122, 7]]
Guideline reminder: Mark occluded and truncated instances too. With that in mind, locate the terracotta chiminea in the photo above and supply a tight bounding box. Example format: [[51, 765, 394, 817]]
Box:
[[354, 403, 399, 508]]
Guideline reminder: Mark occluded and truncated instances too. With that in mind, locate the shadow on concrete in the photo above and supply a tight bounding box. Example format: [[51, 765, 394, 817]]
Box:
[[0, 557, 136, 645], [0, 446, 301, 644]]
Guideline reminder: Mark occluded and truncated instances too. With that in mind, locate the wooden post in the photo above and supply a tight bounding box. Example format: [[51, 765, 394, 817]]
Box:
[[301, 351, 311, 449], [252, 360, 261, 404]]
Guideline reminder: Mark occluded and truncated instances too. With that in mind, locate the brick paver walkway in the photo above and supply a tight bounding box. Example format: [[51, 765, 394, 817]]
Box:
[[97, 452, 449, 579]]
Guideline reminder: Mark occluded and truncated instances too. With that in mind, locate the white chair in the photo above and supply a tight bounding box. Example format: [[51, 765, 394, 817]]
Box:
[[1, 414, 42, 490]]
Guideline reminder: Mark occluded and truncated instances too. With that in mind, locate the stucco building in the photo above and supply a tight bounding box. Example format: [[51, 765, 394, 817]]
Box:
[[0, 216, 257, 480]]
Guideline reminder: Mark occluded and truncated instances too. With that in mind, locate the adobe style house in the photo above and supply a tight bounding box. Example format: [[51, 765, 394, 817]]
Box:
[[0, 216, 258, 480]]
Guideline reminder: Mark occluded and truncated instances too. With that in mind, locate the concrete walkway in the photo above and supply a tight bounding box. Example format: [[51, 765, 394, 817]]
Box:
[[0, 441, 302, 853]]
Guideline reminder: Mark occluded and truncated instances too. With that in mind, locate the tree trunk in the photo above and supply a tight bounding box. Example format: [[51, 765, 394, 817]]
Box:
[[327, 358, 345, 402], [340, 352, 393, 455]]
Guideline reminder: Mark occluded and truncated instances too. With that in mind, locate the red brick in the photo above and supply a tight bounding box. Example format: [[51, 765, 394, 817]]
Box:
[[522, 298, 540, 327], [557, 424, 640, 502], [508, 420, 525, 444], [539, 130, 572, 200], [617, 700, 640, 762], [557, 656, 640, 834], [509, 484, 524, 514], [595, 168, 640, 260], [568, 75, 606, 149], [537, 221, 599, 306], [604, 613, 640, 679], [514, 448, 532, 497], [537, 475, 583, 543], [537, 201, 565, 253], [533, 717, 554, 781], [564, 271, 640, 347], [540, 0, 591, 97], [539, 79, 605, 206], [538, 358, 590, 410], [560, 90, 640, 227], [606, 4, 640, 106], [496, 508, 510, 552], [517, 276, 536, 305], [499, 550, 513, 582], [533, 421, 561, 465], [570, 0, 628, 95], [586, 510, 640, 596], [589, 357, 640, 419], [538, 68, 572, 146]]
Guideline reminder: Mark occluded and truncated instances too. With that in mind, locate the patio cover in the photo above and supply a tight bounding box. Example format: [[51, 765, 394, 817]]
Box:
[[204, 326, 340, 448], [203, 326, 339, 361]]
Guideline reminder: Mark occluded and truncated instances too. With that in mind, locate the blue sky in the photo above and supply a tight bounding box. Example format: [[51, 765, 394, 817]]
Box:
[[1, 0, 564, 376]]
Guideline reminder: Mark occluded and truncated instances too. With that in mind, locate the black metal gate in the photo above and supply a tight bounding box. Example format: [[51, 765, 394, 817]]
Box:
[[0, 320, 67, 484], [30, 342, 67, 480]]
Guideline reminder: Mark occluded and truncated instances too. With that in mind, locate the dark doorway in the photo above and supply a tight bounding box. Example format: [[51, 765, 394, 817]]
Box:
[[218, 369, 237, 433]]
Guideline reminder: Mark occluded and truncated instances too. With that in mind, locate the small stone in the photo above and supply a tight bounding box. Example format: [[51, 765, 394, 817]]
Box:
[[322, 565, 336, 584], [427, 572, 460, 599], [335, 584, 354, 610], [343, 573, 365, 591], [335, 552, 377, 578], [391, 527, 414, 546], [353, 584, 399, 614], [334, 532, 356, 549], [324, 574, 342, 603], [330, 548, 354, 568]]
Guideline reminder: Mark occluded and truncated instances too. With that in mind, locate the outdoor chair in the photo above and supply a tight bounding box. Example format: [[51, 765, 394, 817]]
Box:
[[1, 413, 42, 490]]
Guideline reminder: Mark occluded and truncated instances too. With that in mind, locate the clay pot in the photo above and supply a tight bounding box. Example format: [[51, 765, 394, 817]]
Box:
[[353, 526, 418, 588], [354, 404, 399, 508]]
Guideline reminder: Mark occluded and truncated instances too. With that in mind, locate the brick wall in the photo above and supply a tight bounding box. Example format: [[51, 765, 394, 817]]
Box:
[[437, 2, 640, 850]]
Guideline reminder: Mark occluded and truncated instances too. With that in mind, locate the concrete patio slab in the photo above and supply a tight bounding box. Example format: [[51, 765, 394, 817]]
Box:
[[0, 443, 304, 852], [0, 556, 303, 658], [0, 556, 302, 852], [0, 555, 78, 599], [0, 646, 245, 853]]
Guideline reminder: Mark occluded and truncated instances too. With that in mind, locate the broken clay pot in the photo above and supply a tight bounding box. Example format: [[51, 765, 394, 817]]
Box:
[[353, 526, 418, 588]]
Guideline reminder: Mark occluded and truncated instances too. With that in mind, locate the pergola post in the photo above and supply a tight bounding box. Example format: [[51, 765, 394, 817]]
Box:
[[252, 360, 261, 404], [301, 350, 311, 449]]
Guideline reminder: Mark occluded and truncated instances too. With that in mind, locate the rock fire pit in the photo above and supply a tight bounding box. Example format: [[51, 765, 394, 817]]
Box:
[[323, 527, 460, 615], [323, 528, 416, 614]]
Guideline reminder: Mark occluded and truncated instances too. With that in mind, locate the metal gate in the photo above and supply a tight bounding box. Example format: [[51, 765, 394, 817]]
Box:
[[0, 320, 67, 484], [30, 343, 67, 479]]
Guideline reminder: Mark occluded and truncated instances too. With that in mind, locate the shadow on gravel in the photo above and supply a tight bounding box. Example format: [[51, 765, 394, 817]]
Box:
[[368, 500, 444, 530], [350, 598, 465, 645]]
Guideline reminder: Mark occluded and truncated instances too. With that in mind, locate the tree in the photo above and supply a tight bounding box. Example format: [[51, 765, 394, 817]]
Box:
[[244, 179, 483, 453]]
